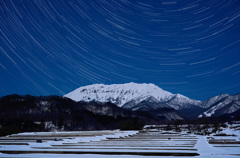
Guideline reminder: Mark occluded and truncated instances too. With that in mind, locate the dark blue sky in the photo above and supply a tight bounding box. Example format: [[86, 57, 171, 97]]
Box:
[[1, 0, 240, 101]]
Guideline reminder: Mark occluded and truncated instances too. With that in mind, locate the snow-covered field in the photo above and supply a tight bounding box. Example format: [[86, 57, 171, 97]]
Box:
[[0, 124, 239, 158]]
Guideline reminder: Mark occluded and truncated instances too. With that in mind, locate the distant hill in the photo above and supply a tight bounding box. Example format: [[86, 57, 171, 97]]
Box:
[[0, 94, 173, 136]]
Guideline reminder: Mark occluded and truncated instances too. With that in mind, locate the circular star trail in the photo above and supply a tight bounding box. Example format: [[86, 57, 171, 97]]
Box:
[[0, 0, 240, 100]]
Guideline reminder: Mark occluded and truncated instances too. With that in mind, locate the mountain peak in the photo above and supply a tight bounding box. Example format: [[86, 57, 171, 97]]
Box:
[[175, 93, 188, 99], [64, 83, 174, 106], [64, 83, 201, 109]]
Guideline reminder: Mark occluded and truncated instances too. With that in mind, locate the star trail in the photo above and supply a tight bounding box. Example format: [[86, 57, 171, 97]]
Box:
[[0, 0, 240, 100]]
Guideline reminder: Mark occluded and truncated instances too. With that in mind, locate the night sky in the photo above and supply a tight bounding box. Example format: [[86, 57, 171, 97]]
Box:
[[1, 0, 240, 101]]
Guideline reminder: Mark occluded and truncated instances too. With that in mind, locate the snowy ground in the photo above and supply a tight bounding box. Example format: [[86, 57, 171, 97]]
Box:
[[0, 124, 239, 157]]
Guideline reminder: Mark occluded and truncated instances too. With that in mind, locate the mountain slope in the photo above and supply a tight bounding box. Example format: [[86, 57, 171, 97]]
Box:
[[166, 94, 201, 110], [122, 96, 171, 111], [65, 83, 201, 110], [199, 93, 240, 117], [149, 107, 184, 121], [199, 94, 229, 109]]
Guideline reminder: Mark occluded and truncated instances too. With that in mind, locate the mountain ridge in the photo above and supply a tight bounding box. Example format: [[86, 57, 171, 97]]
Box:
[[64, 83, 240, 118], [199, 93, 240, 117], [64, 82, 201, 110]]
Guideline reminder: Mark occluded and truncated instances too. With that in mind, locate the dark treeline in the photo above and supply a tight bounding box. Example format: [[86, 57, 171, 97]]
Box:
[[0, 94, 147, 136], [161, 114, 240, 135]]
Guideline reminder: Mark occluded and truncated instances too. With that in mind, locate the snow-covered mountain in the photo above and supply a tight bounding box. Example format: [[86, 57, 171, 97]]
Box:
[[199, 93, 240, 117], [64, 83, 201, 110], [199, 94, 229, 109], [64, 83, 240, 118], [166, 94, 201, 110]]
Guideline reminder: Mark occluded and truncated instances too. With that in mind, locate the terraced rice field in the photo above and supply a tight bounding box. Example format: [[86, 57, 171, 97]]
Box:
[[0, 129, 239, 157]]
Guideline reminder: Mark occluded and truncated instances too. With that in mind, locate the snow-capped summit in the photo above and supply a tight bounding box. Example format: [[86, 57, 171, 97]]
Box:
[[64, 82, 174, 107], [64, 82, 201, 110]]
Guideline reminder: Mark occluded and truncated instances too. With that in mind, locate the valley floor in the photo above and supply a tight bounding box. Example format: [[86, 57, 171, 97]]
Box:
[[0, 124, 240, 158]]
